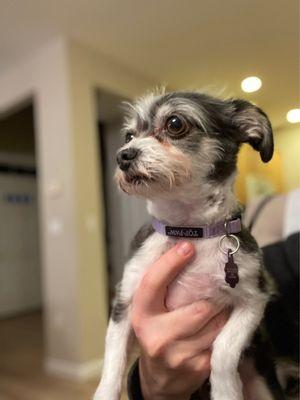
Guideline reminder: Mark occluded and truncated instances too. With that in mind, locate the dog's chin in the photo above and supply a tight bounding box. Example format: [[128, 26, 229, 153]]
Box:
[[114, 168, 191, 198], [114, 169, 157, 197]]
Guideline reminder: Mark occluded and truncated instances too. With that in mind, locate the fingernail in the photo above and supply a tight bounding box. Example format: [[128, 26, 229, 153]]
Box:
[[176, 241, 194, 256]]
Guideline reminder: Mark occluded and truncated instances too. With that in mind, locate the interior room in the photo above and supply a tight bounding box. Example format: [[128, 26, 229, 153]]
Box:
[[0, 1, 298, 399]]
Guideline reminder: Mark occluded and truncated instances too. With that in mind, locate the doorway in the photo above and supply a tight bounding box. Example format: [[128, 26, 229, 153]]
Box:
[[0, 102, 41, 318], [96, 89, 149, 303], [0, 102, 44, 396]]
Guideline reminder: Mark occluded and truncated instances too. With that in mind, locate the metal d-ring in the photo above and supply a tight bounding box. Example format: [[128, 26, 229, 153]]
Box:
[[224, 219, 230, 236], [219, 234, 240, 255]]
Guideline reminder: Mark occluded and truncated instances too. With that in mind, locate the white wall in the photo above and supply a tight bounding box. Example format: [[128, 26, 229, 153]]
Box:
[[65, 42, 155, 368], [0, 37, 155, 379]]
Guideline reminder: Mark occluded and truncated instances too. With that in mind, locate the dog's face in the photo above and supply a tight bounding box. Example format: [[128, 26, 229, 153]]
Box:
[[115, 91, 273, 199]]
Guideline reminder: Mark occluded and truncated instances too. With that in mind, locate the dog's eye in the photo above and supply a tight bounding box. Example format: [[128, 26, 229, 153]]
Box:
[[125, 132, 134, 143], [166, 115, 188, 137]]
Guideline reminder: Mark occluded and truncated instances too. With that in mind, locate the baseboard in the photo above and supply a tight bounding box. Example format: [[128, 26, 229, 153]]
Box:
[[45, 357, 103, 381]]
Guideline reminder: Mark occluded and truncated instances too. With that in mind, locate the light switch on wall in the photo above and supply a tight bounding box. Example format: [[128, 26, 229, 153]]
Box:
[[48, 218, 63, 235], [47, 181, 63, 198]]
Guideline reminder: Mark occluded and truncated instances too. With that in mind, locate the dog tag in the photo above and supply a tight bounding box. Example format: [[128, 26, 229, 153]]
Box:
[[225, 249, 239, 288]]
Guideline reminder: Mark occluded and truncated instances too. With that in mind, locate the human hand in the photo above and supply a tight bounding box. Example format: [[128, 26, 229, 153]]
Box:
[[131, 241, 230, 400]]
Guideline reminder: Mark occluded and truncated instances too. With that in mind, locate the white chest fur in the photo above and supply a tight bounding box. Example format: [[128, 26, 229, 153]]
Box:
[[123, 231, 256, 310], [166, 236, 230, 309]]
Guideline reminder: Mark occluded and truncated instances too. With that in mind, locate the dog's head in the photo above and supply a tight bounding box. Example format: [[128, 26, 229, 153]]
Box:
[[115, 91, 273, 198]]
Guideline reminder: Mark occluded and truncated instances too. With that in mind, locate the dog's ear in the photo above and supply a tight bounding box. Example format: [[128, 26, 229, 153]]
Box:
[[229, 99, 274, 162]]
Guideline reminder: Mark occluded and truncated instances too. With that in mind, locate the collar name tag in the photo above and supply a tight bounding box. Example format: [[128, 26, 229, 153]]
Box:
[[165, 226, 203, 238], [152, 215, 242, 239]]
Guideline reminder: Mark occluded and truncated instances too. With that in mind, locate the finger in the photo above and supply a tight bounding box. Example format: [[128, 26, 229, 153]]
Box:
[[163, 350, 212, 387], [183, 308, 230, 345], [163, 300, 224, 340], [166, 309, 230, 361], [187, 350, 212, 384], [133, 241, 195, 314]]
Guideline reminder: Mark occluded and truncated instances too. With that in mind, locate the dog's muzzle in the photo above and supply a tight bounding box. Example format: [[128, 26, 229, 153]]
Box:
[[116, 148, 139, 171]]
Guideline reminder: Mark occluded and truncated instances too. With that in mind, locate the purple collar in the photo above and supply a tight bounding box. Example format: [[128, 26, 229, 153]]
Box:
[[152, 215, 242, 239]]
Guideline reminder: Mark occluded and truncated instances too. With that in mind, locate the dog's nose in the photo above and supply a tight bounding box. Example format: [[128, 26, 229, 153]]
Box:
[[116, 148, 139, 171]]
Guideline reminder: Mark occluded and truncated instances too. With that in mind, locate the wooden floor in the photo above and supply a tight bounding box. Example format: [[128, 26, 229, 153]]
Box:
[[0, 311, 102, 400]]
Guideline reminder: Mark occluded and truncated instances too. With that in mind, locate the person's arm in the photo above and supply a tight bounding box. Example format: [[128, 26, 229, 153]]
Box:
[[128, 241, 229, 400]]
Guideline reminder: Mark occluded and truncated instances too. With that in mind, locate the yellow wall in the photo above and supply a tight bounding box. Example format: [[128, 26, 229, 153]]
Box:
[[274, 124, 300, 191], [236, 124, 300, 203]]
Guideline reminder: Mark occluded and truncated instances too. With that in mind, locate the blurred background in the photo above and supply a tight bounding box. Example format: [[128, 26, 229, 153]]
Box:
[[0, 1, 299, 399]]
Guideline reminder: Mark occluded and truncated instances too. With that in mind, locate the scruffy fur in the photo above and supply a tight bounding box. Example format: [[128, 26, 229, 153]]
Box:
[[94, 90, 279, 400]]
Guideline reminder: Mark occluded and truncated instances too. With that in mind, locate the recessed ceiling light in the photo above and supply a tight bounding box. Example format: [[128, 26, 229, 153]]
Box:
[[241, 76, 262, 93], [286, 109, 300, 124]]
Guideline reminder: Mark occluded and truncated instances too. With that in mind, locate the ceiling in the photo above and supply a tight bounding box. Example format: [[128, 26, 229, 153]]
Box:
[[0, 0, 299, 129]]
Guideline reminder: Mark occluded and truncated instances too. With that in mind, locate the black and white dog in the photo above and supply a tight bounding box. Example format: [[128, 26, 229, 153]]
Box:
[[94, 90, 277, 400]]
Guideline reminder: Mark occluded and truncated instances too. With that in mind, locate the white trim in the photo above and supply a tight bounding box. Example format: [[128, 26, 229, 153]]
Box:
[[44, 357, 103, 381]]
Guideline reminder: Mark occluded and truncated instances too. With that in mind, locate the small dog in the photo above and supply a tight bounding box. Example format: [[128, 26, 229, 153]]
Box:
[[94, 90, 275, 400]]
